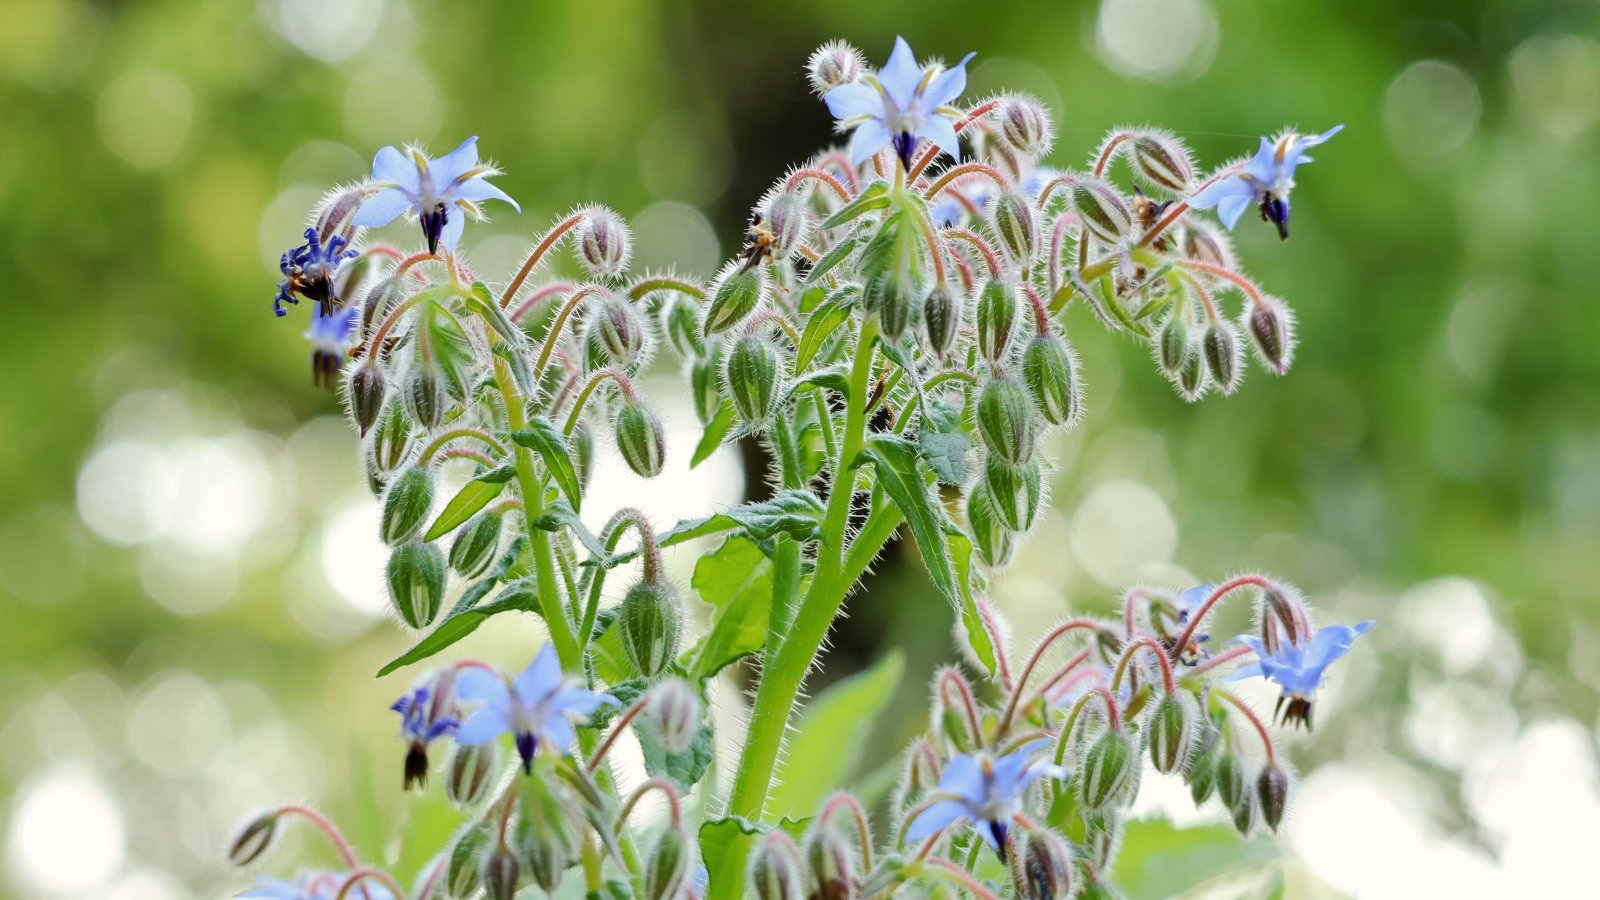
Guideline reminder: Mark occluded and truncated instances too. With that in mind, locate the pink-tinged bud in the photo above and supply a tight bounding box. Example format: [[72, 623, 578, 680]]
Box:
[[1257, 761, 1292, 833], [966, 488, 1017, 568], [614, 399, 667, 478], [763, 190, 810, 257], [1182, 221, 1236, 269], [983, 455, 1042, 532], [895, 740, 941, 813], [381, 466, 434, 545], [1070, 178, 1133, 244], [403, 366, 447, 431], [923, 283, 960, 359], [976, 279, 1019, 363], [647, 678, 702, 754], [227, 810, 278, 866], [1009, 825, 1074, 900], [595, 297, 650, 369], [932, 667, 981, 752], [578, 207, 632, 279], [387, 541, 446, 629], [804, 824, 858, 900], [448, 827, 490, 898], [1243, 296, 1295, 376], [446, 741, 497, 807], [482, 844, 520, 900], [992, 191, 1040, 267], [620, 580, 683, 678], [748, 831, 806, 900], [1146, 693, 1194, 775], [807, 40, 865, 94], [977, 374, 1037, 464], [346, 363, 387, 436], [1201, 322, 1242, 395], [645, 821, 690, 900], [1130, 130, 1195, 195], [315, 185, 368, 240], [1078, 729, 1138, 810], [997, 95, 1054, 158]]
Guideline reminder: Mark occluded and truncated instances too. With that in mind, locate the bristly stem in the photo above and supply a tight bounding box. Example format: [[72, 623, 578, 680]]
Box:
[[498, 212, 585, 307], [785, 166, 854, 202], [1167, 574, 1278, 665], [1110, 635, 1177, 694], [563, 367, 637, 436], [922, 160, 1007, 201], [1213, 687, 1278, 763], [508, 281, 575, 323], [907, 99, 1000, 181], [996, 619, 1103, 739]]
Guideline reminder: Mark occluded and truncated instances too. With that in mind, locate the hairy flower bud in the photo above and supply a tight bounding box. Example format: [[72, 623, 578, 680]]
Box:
[[448, 828, 490, 898], [1176, 340, 1207, 401], [977, 374, 1036, 464], [228, 810, 278, 867], [724, 334, 783, 429], [1021, 334, 1081, 427], [1131, 131, 1195, 195], [402, 365, 448, 431], [1201, 321, 1242, 395], [449, 510, 503, 578], [614, 399, 667, 478], [483, 843, 519, 900], [1071, 177, 1133, 243], [705, 267, 764, 336], [370, 401, 414, 478], [764, 190, 810, 257], [665, 296, 705, 357], [997, 95, 1054, 158], [1186, 745, 1218, 805], [984, 455, 1042, 532], [1156, 313, 1191, 377], [1010, 825, 1074, 900], [992, 191, 1040, 266], [923, 283, 960, 359], [578, 208, 632, 279], [690, 347, 724, 425], [1146, 693, 1194, 775], [1078, 729, 1137, 810], [381, 466, 434, 545], [805, 825, 858, 900], [976, 279, 1019, 363], [570, 420, 595, 491], [1081, 810, 1122, 873], [387, 541, 446, 629], [1183, 221, 1236, 269], [748, 831, 806, 900], [1244, 297, 1295, 376], [620, 581, 683, 678], [1214, 751, 1247, 812], [1257, 761, 1291, 833], [966, 487, 1017, 568], [865, 271, 920, 342], [347, 363, 387, 436], [647, 678, 701, 754], [807, 40, 865, 94], [595, 297, 650, 369], [446, 741, 497, 808], [645, 823, 691, 900]]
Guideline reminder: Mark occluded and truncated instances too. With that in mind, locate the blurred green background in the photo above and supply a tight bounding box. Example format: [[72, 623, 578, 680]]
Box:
[[3, 0, 1599, 897]]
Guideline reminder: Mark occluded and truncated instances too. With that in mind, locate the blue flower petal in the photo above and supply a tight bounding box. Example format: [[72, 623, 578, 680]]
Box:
[[848, 118, 894, 165], [1216, 192, 1254, 230], [878, 37, 924, 110], [936, 752, 986, 802], [825, 82, 881, 121], [454, 706, 510, 745], [431, 136, 480, 186], [917, 114, 962, 164], [515, 644, 564, 700], [1224, 662, 1264, 682], [904, 798, 969, 843], [455, 177, 520, 212], [370, 145, 421, 194], [438, 209, 467, 251], [455, 668, 511, 706], [922, 52, 975, 110], [351, 187, 412, 228]]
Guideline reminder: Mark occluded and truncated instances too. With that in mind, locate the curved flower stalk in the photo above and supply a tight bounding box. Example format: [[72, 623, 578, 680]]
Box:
[[242, 37, 1366, 900]]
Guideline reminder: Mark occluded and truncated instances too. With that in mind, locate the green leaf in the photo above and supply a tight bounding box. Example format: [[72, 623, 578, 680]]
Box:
[[916, 401, 971, 486], [661, 491, 827, 547], [375, 583, 538, 677], [510, 417, 582, 511], [467, 280, 527, 347], [691, 400, 738, 468], [699, 818, 760, 899], [687, 535, 773, 680], [804, 236, 858, 285], [797, 294, 855, 372], [945, 524, 996, 675], [530, 499, 619, 566], [818, 180, 889, 229], [423, 477, 505, 542], [1113, 818, 1281, 900], [767, 650, 904, 819], [637, 711, 716, 791]]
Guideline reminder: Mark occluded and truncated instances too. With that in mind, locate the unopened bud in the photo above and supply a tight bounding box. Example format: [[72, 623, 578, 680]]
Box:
[[705, 266, 764, 336], [805, 825, 858, 900], [482, 844, 519, 900], [1244, 297, 1295, 376], [1230, 782, 1257, 835], [647, 678, 701, 754], [976, 279, 1019, 363], [347, 363, 387, 436], [228, 811, 278, 866], [932, 668, 981, 753], [966, 488, 1017, 568], [315, 185, 367, 239], [595, 297, 649, 369], [381, 466, 434, 545], [1214, 751, 1247, 812], [997, 96, 1054, 158], [1081, 810, 1122, 873], [1146, 693, 1194, 775], [1070, 178, 1133, 244], [578, 208, 632, 279], [808, 40, 865, 95], [620, 581, 683, 678], [1201, 322, 1242, 395], [1156, 314, 1191, 377], [1078, 729, 1137, 810], [748, 831, 806, 900], [1183, 221, 1236, 269], [865, 271, 919, 342], [690, 348, 723, 425], [387, 541, 446, 629], [1176, 340, 1207, 401], [1010, 825, 1074, 900], [977, 374, 1036, 464], [403, 367, 447, 431], [448, 828, 490, 898], [570, 420, 595, 491], [446, 741, 497, 808], [764, 190, 810, 257], [724, 334, 783, 430], [983, 455, 1042, 532], [992, 191, 1039, 266], [449, 510, 503, 578], [1186, 746, 1218, 805], [1257, 762, 1291, 833], [645, 823, 690, 900], [665, 296, 705, 357], [1131, 131, 1195, 195], [1021, 334, 1081, 427], [895, 740, 941, 814], [614, 399, 667, 478], [371, 401, 415, 477], [923, 283, 959, 359]]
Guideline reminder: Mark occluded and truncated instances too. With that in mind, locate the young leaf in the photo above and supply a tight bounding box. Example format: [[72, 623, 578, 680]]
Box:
[[797, 293, 855, 372], [375, 584, 539, 677], [510, 418, 582, 510], [691, 400, 738, 468], [687, 535, 773, 680], [422, 476, 506, 542]]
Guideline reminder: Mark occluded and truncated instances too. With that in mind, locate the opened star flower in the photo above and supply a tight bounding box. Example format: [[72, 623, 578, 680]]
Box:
[[903, 740, 1066, 860], [1227, 618, 1375, 729], [1188, 125, 1343, 239], [824, 37, 975, 172], [351, 136, 519, 254], [274, 227, 358, 318], [389, 682, 459, 790], [453, 644, 617, 773]]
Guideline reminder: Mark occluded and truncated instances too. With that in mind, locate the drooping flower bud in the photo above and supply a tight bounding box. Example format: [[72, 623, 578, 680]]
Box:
[[1146, 693, 1194, 775], [997, 95, 1054, 159], [804, 824, 859, 900], [347, 363, 387, 436], [482, 843, 519, 900], [1201, 321, 1242, 395], [403, 366, 448, 431], [570, 420, 595, 491], [381, 466, 435, 546], [705, 266, 764, 336], [690, 348, 724, 425], [1078, 729, 1137, 810], [1176, 341, 1207, 401], [646, 678, 701, 754], [1256, 761, 1292, 833], [620, 580, 683, 678], [664, 296, 705, 358], [1244, 296, 1295, 377], [446, 741, 498, 808], [1081, 810, 1122, 873], [976, 279, 1019, 363], [932, 667, 981, 753], [1009, 824, 1074, 900], [923, 283, 960, 359], [614, 399, 667, 478], [894, 740, 941, 813], [807, 40, 865, 94], [387, 541, 446, 629], [1070, 177, 1133, 244], [992, 191, 1040, 267], [1156, 313, 1191, 378], [1229, 782, 1258, 835], [748, 831, 806, 900], [449, 510, 504, 578], [448, 828, 490, 898], [865, 271, 920, 342], [1214, 751, 1247, 813], [983, 455, 1042, 532], [644, 822, 691, 900], [966, 488, 1017, 568], [1182, 221, 1236, 269], [578, 207, 632, 279], [977, 374, 1036, 464], [228, 810, 278, 867], [595, 297, 650, 370], [763, 190, 810, 258], [1021, 334, 1081, 427], [370, 401, 415, 477], [1130, 130, 1195, 195], [515, 778, 579, 892], [1186, 745, 1218, 805], [724, 334, 783, 430]]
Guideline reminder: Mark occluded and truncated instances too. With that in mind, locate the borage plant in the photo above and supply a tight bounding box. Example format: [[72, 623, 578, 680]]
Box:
[[237, 37, 1371, 900]]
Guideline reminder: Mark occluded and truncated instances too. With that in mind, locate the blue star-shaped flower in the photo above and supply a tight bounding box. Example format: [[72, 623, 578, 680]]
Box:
[[305, 303, 358, 390], [824, 37, 975, 172], [274, 227, 358, 318], [1227, 619, 1375, 729], [238, 871, 393, 900], [903, 740, 1066, 860], [1188, 126, 1343, 239], [389, 684, 459, 790], [351, 136, 520, 254], [453, 645, 618, 773]]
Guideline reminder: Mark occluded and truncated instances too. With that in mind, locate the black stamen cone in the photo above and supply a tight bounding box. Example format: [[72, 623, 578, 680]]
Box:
[[991, 819, 1010, 862], [421, 204, 449, 255], [1260, 196, 1290, 240], [892, 131, 917, 173], [403, 742, 429, 790], [516, 732, 537, 774]]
